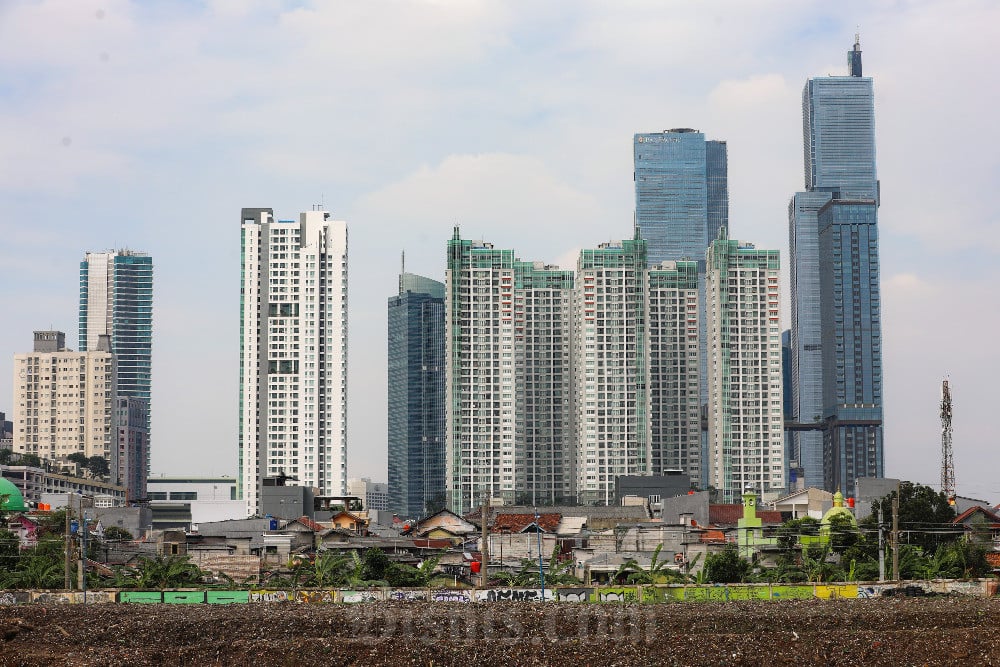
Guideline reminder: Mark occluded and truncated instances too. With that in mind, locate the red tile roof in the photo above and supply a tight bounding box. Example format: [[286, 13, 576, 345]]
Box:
[[293, 516, 325, 532], [709, 504, 783, 526], [985, 553, 1000, 568], [953, 506, 1000, 525], [492, 512, 562, 533]]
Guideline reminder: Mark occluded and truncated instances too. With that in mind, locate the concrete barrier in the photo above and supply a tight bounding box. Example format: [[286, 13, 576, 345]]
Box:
[[3, 579, 995, 605]]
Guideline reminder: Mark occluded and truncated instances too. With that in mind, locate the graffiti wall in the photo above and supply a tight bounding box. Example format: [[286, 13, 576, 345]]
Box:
[[0, 579, 993, 605], [473, 588, 555, 602]]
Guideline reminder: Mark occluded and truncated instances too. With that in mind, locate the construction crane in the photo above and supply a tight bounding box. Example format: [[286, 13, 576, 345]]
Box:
[[940, 379, 955, 504]]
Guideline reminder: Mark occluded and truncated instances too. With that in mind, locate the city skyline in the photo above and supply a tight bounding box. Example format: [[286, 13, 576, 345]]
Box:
[[1, 3, 998, 503]]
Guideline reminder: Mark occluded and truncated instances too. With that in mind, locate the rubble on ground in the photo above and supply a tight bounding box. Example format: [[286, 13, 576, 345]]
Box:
[[1, 597, 999, 666]]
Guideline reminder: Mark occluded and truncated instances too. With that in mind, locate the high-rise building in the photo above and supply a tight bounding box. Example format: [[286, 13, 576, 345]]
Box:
[[13, 331, 115, 464], [80, 250, 154, 402], [818, 199, 883, 491], [115, 397, 149, 501], [239, 208, 348, 517], [445, 229, 575, 514], [444, 229, 704, 510], [705, 234, 784, 503], [79, 249, 153, 496], [387, 271, 446, 518], [515, 261, 575, 507], [788, 36, 882, 493], [634, 129, 729, 266], [647, 260, 701, 486], [634, 129, 728, 489], [574, 233, 649, 506]]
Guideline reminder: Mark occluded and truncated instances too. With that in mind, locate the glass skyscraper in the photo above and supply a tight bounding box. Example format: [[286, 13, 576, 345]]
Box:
[[387, 271, 446, 519], [79, 250, 153, 498], [818, 200, 883, 492], [789, 37, 883, 493], [80, 250, 154, 403], [634, 129, 728, 266]]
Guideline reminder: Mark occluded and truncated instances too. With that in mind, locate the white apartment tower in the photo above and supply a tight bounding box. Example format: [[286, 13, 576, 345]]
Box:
[[445, 229, 575, 514], [647, 260, 702, 486], [14, 331, 116, 463], [240, 208, 348, 517], [705, 232, 785, 503], [573, 233, 649, 506]]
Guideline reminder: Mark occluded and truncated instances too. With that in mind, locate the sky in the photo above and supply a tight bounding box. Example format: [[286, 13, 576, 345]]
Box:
[[1, 1, 998, 502]]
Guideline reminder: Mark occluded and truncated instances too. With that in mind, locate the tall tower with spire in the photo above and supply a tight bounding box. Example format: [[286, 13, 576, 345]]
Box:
[[788, 37, 884, 494]]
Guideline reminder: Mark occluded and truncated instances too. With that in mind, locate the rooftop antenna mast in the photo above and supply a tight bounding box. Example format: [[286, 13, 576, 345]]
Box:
[[940, 379, 955, 503]]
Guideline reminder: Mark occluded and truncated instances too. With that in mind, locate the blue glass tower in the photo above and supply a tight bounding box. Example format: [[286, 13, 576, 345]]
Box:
[[635, 129, 728, 489], [80, 250, 154, 496], [818, 200, 883, 491], [387, 271, 446, 518], [634, 129, 728, 267], [789, 36, 883, 493]]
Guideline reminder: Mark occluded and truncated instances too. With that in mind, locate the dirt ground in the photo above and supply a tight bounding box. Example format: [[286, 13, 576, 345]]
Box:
[[1, 597, 998, 666]]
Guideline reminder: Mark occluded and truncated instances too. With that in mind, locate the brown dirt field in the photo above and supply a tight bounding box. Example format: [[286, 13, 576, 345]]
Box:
[[0, 597, 998, 666]]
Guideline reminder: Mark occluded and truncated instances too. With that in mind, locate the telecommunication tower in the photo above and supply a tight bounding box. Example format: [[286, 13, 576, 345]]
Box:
[[940, 379, 955, 503]]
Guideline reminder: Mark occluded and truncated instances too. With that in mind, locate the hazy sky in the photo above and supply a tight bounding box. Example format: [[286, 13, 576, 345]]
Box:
[[2, 1, 998, 502]]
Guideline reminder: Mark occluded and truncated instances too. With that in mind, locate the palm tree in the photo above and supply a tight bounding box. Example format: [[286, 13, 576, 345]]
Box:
[[125, 555, 204, 588], [615, 544, 683, 585]]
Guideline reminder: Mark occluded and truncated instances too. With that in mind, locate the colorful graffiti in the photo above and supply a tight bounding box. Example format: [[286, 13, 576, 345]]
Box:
[[474, 588, 554, 602], [0, 579, 992, 605]]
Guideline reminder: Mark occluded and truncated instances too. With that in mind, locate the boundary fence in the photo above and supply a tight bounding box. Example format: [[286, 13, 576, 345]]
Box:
[[0, 579, 995, 605]]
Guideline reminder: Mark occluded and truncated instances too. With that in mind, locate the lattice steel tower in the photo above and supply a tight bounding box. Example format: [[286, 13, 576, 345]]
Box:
[[940, 379, 955, 501]]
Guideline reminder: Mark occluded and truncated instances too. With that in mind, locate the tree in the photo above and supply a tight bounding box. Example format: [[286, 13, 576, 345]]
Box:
[[827, 513, 860, 554], [86, 456, 110, 479], [361, 548, 391, 583], [0, 529, 18, 571], [872, 482, 957, 553], [776, 517, 820, 553], [703, 545, 751, 583], [124, 555, 204, 588], [614, 544, 682, 585], [19, 454, 41, 468], [103, 526, 133, 542], [67, 452, 89, 467]]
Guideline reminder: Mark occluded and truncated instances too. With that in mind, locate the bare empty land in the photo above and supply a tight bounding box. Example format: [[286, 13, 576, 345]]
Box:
[[1, 597, 998, 666]]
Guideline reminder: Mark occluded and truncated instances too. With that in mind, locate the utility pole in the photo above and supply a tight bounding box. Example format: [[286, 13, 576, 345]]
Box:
[[877, 503, 885, 582], [891, 489, 900, 581], [64, 502, 72, 590], [480, 491, 490, 588]]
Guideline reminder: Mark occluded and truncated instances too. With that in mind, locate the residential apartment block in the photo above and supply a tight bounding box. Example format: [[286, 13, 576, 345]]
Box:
[[706, 234, 784, 503], [574, 234, 649, 506], [13, 331, 115, 463], [647, 260, 701, 485], [443, 229, 703, 511], [239, 207, 348, 517]]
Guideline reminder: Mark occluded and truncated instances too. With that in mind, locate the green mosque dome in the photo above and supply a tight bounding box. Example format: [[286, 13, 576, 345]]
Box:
[[0, 477, 28, 512], [821, 490, 856, 529]]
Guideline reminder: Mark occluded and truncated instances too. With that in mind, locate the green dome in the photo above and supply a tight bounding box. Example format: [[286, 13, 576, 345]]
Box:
[[821, 490, 856, 529], [0, 478, 27, 512]]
